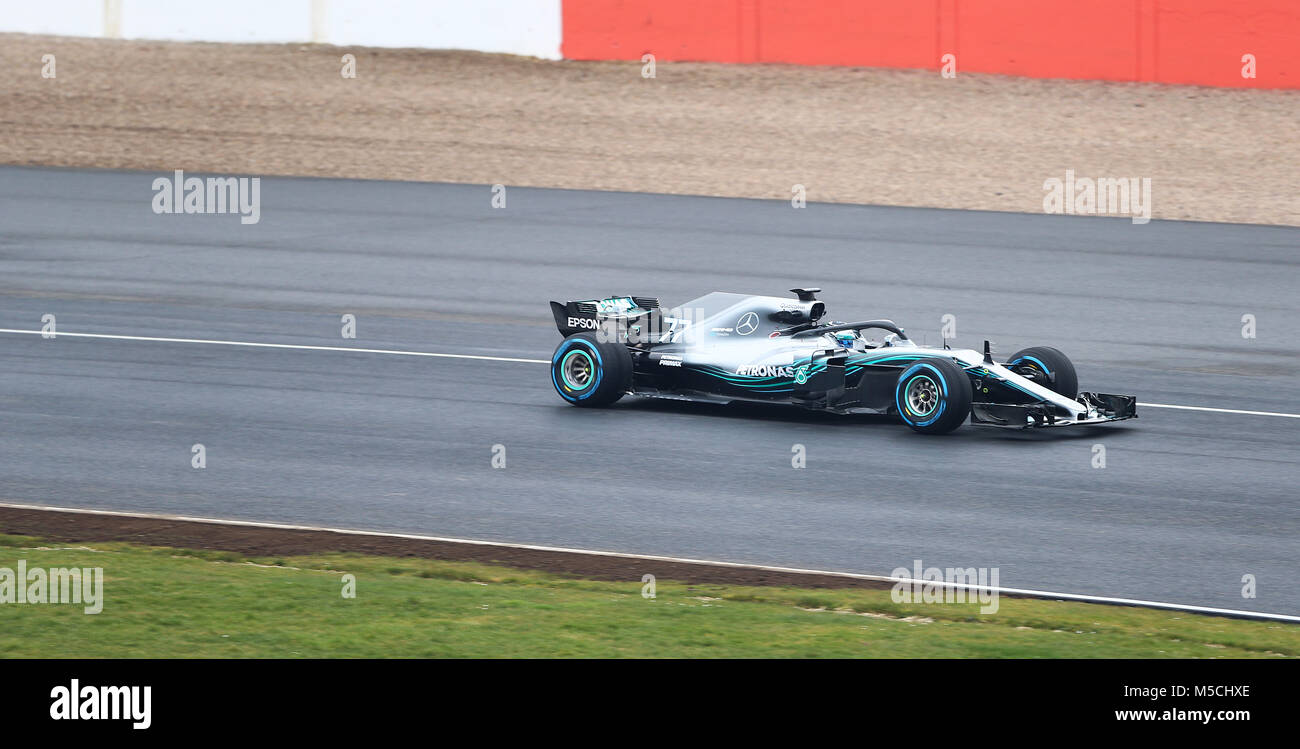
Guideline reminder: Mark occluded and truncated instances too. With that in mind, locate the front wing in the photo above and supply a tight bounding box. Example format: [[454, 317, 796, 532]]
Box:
[[970, 392, 1137, 429]]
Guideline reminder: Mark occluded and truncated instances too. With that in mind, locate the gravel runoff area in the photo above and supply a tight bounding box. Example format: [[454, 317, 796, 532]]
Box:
[[2, 33, 1298, 226], [0, 505, 894, 591]]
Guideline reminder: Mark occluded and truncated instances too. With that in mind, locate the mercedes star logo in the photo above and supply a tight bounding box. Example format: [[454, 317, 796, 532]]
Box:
[[735, 312, 759, 336]]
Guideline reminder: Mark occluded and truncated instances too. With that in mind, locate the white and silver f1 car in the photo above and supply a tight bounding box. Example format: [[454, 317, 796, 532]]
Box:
[[549, 288, 1136, 434]]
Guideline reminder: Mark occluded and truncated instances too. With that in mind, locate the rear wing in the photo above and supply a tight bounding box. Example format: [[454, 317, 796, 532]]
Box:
[[549, 296, 660, 338]]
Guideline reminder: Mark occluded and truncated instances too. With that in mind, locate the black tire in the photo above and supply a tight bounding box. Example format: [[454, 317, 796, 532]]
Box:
[[894, 358, 972, 434], [551, 333, 632, 407], [1006, 346, 1077, 399]]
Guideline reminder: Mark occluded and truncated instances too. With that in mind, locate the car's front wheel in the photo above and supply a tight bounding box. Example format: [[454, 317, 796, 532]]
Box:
[[894, 358, 972, 434], [1006, 346, 1078, 399], [551, 333, 632, 407]]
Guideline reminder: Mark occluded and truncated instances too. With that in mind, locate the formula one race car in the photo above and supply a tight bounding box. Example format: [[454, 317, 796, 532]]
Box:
[[549, 289, 1136, 434]]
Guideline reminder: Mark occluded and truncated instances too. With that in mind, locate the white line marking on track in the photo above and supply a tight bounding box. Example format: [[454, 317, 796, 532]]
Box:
[[0, 328, 549, 364], [2, 328, 1297, 419], [1141, 402, 1300, 419], [0, 501, 1295, 623]]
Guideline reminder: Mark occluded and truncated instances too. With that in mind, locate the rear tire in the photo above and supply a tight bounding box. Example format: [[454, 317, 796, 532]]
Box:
[[894, 358, 972, 434], [551, 333, 632, 407], [1006, 346, 1077, 399]]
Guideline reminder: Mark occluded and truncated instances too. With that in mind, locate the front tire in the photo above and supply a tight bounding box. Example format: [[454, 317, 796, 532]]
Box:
[[894, 359, 972, 434], [551, 333, 632, 407], [1006, 346, 1077, 399]]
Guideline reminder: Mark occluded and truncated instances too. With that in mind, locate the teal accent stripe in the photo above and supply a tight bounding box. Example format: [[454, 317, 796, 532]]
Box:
[[690, 360, 828, 390]]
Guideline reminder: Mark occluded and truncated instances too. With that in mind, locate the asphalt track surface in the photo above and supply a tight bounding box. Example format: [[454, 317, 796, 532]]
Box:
[[1, 166, 1297, 616]]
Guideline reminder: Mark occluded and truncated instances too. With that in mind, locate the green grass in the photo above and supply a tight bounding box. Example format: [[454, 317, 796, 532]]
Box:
[[0, 533, 1295, 658]]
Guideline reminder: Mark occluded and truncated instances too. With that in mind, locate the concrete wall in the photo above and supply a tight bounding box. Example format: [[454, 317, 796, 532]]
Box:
[[0, 0, 563, 58], [10, 0, 1294, 87], [562, 0, 1300, 88]]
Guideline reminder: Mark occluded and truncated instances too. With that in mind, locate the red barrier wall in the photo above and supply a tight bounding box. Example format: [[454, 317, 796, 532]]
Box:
[[561, 0, 1299, 88]]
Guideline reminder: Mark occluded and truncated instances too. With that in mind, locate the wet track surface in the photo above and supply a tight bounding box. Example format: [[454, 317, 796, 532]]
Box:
[[1, 166, 1297, 614]]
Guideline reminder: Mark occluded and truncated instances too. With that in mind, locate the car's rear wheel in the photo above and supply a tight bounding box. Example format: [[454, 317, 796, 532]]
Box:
[[1006, 346, 1077, 399], [894, 359, 972, 434], [551, 333, 632, 407]]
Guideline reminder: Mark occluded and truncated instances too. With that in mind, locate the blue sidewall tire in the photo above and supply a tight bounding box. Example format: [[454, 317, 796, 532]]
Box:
[[895, 359, 972, 434], [551, 333, 631, 407]]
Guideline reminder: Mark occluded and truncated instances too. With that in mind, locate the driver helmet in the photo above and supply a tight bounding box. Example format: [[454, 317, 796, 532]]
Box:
[[833, 331, 855, 349]]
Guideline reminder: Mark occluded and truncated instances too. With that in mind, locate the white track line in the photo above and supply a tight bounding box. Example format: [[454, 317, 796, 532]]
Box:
[[0, 502, 1295, 623], [1140, 402, 1300, 419], [3, 327, 1297, 420], [0, 328, 548, 364]]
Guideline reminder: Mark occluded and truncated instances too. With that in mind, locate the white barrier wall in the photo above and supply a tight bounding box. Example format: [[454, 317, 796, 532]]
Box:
[[0, 0, 563, 58]]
